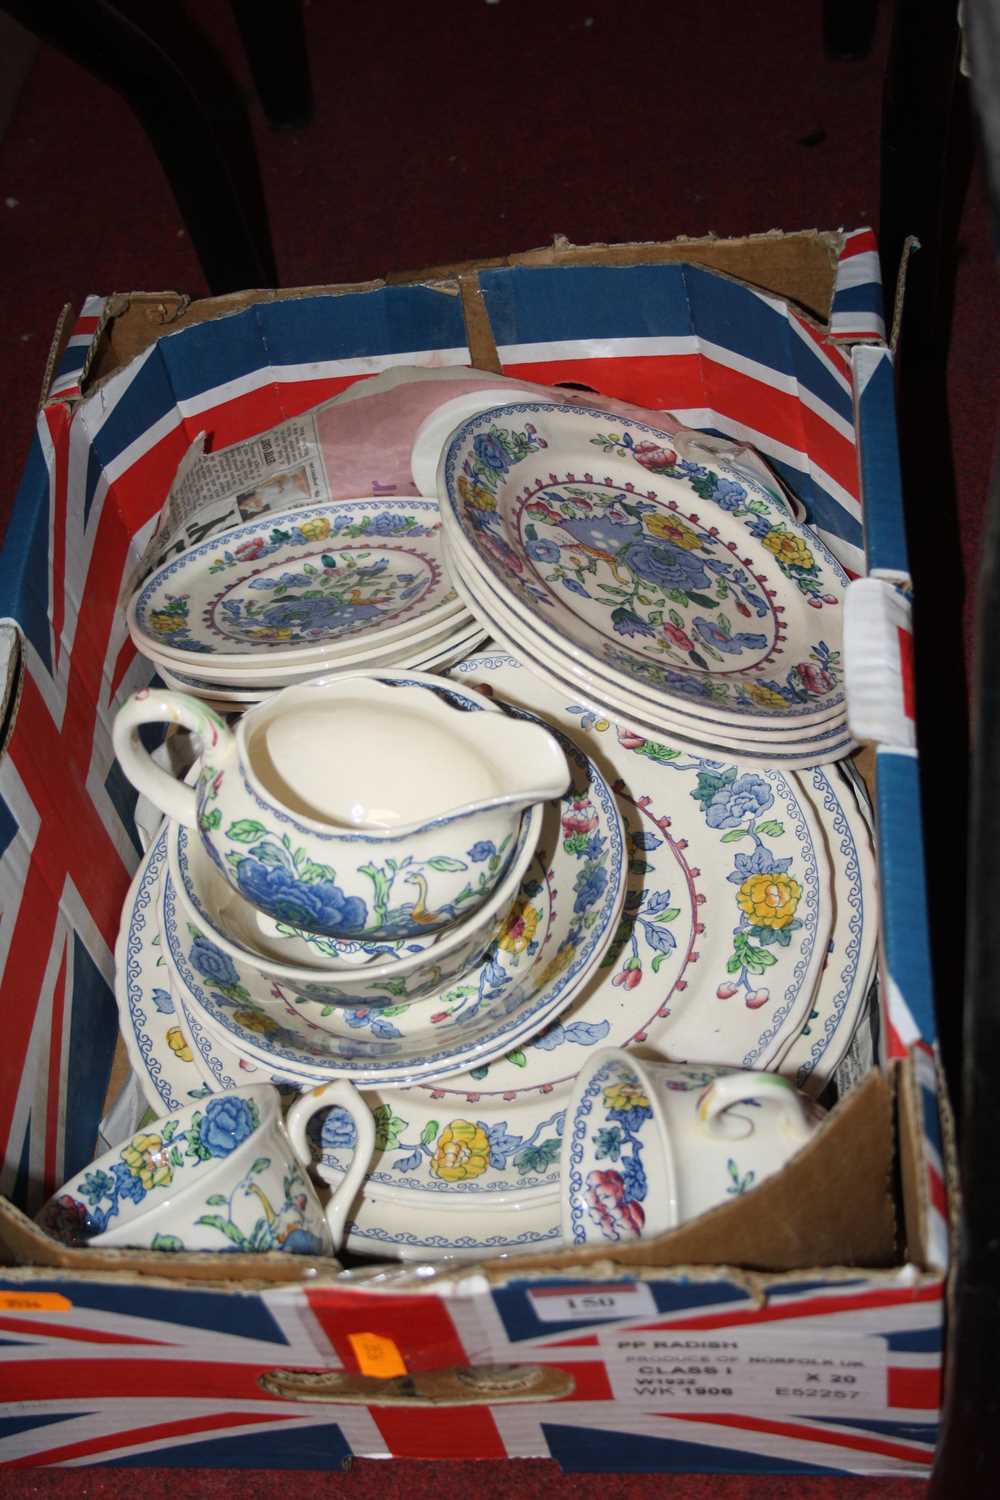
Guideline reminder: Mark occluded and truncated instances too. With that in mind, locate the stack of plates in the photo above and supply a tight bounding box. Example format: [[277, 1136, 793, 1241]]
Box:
[[435, 401, 853, 768], [128, 496, 486, 705], [116, 651, 878, 1264]]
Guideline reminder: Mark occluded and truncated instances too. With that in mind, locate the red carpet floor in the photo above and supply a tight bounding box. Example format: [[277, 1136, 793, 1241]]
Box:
[[0, 0, 996, 1488]]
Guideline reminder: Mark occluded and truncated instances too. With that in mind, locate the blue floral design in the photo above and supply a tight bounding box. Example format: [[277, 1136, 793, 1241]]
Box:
[[111, 1160, 147, 1204], [727, 845, 793, 886], [703, 773, 775, 830], [235, 858, 368, 934], [526, 538, 561, 565], [467, 840, 497, 862], [612, 606, 655, 639], [709, 478, 748, 510], [473, 433, 511, 474], [200, 1095, 258, 1157], [574, 862, 609, 914], [621, 538, 711, 594], [693, 617, 768, 655], [189, 936, 241, 991], [260, 596, 383, 632], [320, 1106, 358, 1150]]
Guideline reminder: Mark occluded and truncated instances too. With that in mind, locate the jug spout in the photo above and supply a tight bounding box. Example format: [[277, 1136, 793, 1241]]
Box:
[[459, 714, 571, 814]]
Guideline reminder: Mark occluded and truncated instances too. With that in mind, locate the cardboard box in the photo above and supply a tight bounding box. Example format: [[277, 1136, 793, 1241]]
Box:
[[0, 230, 949, 1476]]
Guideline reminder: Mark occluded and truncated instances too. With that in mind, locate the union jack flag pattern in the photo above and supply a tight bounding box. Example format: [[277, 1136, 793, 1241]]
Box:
[[0, 231, 947, 1474]]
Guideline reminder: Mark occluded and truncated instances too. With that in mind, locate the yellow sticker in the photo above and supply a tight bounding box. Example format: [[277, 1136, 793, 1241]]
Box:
[[0, 1292, 73, 1312], [348, 1331, 407, 1378]]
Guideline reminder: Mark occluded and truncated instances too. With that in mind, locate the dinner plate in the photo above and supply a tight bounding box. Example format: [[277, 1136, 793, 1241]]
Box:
[[411, 388, 545, 496], [438, 402, 849, 730], [450, 538, 851, 753], [130, 498, 461, 667], [445, 557, 855, 770]]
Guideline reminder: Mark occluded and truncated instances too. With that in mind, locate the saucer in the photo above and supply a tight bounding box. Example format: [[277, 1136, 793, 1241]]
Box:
[[438, 402, 849, 729], [130, 498, 461, 666]]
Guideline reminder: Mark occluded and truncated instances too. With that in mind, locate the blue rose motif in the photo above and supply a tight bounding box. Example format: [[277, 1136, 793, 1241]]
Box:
[[467, 840, 497, 862], [200, 1095, 258, 1158], [526, 538, 561, 565], [371, 512, 412, 535], [622, 538, 710, 594], [189, 936, 241, 991], [574, 862, 609, 914], [473, 433, 510, 474], [111, 1159, 147, 1204], [703, 773, 774, 829], [235, 857, 368, 935], [709, 478, 747, 510], [611, 606, 654, 639], [320, 1105, 358, 1151]]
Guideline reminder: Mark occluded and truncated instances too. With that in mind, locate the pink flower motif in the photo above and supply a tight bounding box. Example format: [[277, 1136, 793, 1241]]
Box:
[[234, 536, 267, 561], [796, 662, 836, 697], [617, 727, 646, 751], [584, 1169, 646, 1241], [746, 988, 770, 1009], [716, 981, 739, 999], [561, 797, 598, 837], [632, 440, 678, 474], [430, 1011, 450, 1024], [662, 622, 695, 652], [612, 965, 642, 991]]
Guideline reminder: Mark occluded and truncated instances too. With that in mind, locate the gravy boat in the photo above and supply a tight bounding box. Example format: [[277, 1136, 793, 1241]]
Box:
[[114, 671, 570, 940]]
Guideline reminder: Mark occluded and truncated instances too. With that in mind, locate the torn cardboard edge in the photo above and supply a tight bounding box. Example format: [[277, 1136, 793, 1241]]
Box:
[[0, 1062, 932, 1289], [66, 230, 848, 401]]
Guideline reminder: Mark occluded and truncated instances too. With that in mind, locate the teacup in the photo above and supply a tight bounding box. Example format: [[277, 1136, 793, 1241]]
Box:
[[113, 671, 569, 941], [562, 1050, 824, 1248], [36, 1082, 374, 1255]]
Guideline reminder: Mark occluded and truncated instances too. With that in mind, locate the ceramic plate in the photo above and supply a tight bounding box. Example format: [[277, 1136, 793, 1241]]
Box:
[[439, 402, 849, 727], [411, 388, 546, 496], [115, 831, 225, 1113], [452, 535, 847, 741], [446, 557, 855, 770], [130, 498, 460, 666], [158, 721, 628, 1087], [313, 656, 834, 1213], [451, 539, 851, 755]]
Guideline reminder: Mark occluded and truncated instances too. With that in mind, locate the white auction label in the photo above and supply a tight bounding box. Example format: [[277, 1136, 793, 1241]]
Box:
[[528, 1283, 658, 1323], [597, 1328, 890, 1413]]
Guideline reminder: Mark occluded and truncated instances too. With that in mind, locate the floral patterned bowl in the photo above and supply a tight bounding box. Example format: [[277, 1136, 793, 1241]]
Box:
[[35, 1082, 375, 1256], [167, 797, 544, 1011]]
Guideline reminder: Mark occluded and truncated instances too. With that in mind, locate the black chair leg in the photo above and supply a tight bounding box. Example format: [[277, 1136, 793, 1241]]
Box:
[[230, 0, 313, 131], [4, 0, 278, 293]]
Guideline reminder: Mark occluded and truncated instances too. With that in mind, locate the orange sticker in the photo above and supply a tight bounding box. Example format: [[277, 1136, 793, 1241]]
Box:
[[0, 1292, 72, 1312], [348, 1331, 407, 1379]]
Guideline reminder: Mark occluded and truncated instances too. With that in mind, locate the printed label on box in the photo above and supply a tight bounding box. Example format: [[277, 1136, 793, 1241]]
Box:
[[597, 1328, 889, 1413], [528, 1283, 657, 1323]]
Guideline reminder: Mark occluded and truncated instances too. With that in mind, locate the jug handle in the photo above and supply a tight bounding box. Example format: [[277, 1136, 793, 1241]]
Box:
[[285, 1081, 376, 1252], [112, 688, 232, 829]]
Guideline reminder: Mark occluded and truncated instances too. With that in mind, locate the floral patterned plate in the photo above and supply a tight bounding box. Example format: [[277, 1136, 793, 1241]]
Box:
[[129, 498, 461, 667], [438, 403, 849, 729], [453, 535, 847, 740], [451, 540, 852, 756], [157, 724, 628, 1088], [446, 556, 854, 771], [115, 830, 226, 1113]]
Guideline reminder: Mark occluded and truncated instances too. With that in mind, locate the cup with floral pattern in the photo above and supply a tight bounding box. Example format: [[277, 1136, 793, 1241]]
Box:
[[562, 1049, 824, 1248], [36, 1082, 374, 1256]]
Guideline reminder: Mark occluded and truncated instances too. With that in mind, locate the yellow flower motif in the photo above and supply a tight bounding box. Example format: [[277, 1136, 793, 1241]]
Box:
[[745, 682, 788, 710], [737, 872, 802, 929], [150, 611, 185, 635], [458, 474, 496, 512], [431, 1120, 490, 1182], [121, 1134, 172, 1191], [497, 900, 539, 956], [232, 1008, 280, 1035], [645, 513, 702, 550], [166, 1026, 193, 1063], [298, 516, 331, 543], [602, 1081, 651, 1113], [761, 528, 815, 571]]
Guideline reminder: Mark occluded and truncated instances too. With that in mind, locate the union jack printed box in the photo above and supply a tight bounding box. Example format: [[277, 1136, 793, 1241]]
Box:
[[0, 231, 949, 1477]]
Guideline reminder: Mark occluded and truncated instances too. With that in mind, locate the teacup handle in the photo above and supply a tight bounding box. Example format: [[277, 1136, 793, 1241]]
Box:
[[112, 688, 232, 829], [285, 1081, 376, 1252], [697, 1072, 814, 1140]]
